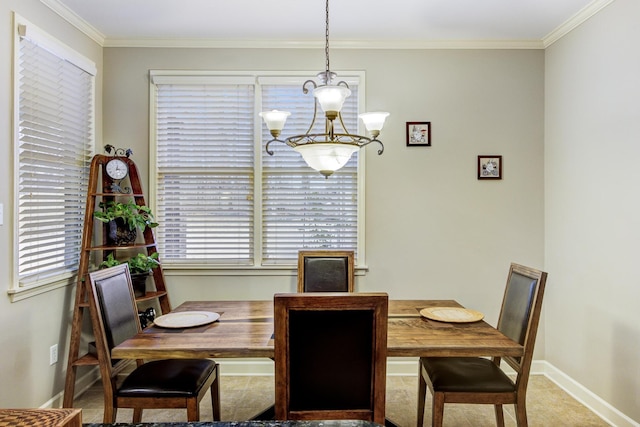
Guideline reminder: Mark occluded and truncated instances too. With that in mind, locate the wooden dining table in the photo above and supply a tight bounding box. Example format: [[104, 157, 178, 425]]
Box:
[[111, 299, 522, 360]]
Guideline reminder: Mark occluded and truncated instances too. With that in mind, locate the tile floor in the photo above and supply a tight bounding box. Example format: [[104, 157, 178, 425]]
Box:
[[75, 374, 610, 426]]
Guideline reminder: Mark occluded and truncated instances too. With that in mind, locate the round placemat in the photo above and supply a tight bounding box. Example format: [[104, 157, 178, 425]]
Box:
[[154, 311, 220, 328], [419, 307, 484, 323]]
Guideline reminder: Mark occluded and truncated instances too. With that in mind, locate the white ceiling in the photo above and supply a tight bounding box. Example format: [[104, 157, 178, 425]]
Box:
[[42, 0, 610, 48]]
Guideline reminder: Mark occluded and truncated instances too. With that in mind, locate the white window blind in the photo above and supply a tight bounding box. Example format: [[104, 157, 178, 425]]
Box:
[[261, 84, 358, 264], [155, 83, 255, 265], [152, 73, 361, 268], [15, 21, 94, 287]]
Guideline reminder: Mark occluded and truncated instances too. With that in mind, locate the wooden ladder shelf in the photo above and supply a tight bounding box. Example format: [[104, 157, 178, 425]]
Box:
[[63, 154, 171, 407]]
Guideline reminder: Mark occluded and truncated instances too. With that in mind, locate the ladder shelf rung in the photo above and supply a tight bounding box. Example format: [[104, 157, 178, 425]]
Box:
[[136, 290, 168, 303], [72, 353, 99, 367]]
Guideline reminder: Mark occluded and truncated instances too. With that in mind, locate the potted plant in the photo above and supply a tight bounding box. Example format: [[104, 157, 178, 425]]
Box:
[[98, 253, 121, 269], [127, 252, 160, 274], [94, 201, 158, 245], [99, 252, 160, 297]]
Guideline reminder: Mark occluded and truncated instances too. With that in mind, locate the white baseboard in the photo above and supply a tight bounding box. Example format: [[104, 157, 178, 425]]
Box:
[[386, 357, 420, 376], [217, 358, 274, 376], [216, 357, 548, 377], [540, 361, 639, 427], [41, 367, 101, 409], [216, 357, 422, 376]]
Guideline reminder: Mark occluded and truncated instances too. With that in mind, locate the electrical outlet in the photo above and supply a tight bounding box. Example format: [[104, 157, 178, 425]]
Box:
[[49, 344, 58, 365]]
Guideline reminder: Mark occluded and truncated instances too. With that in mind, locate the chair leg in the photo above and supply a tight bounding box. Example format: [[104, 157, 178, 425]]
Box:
[[431, 392, 445, 427], [102, 399, 116, 423], [187, 398, 200, 422], [417, 363, 427, 427], [211, 369, 221, 421], [514, 397, 528, 427], [494, 404, 505, 427], [132, 408, 143, 423]]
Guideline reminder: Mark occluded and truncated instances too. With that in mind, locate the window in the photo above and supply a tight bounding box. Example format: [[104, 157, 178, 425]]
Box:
[[151, 72, 364, 269], [11, 15, 95, 298]]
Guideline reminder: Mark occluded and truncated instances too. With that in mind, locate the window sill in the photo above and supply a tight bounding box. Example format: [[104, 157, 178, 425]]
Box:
[[162, 265, 368, 276], [7, 276, 75, 302]]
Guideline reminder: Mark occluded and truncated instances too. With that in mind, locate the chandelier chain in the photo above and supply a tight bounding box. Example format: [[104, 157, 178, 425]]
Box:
[[325, 0, 330, 75]]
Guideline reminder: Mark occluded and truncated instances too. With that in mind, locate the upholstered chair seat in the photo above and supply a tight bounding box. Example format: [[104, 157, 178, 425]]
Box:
[[421, 357, 515, 393], [118, 359, 217, 398]]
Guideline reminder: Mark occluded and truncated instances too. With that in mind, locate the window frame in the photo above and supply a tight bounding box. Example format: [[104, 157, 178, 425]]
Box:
[[149, 70, 368, 274], [9, 14, 96, 301]]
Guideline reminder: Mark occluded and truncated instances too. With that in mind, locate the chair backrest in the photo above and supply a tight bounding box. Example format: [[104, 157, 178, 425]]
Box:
[[496, 263, 547, 377], [274, 292, 388, 424], [87, 264, 141, 373], [297, 250, 355, 292]]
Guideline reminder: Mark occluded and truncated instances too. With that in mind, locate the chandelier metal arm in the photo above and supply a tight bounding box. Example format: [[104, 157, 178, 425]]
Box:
[[264, 138, 279, 156], [265, 137, 298, 156], [302, 79, 317, 94], [301, 80, 320, 138], [375, 139, 384, 155], [334, 111, 384, 154], [336, 112, 351, 138], [265, 132, 384, 156]]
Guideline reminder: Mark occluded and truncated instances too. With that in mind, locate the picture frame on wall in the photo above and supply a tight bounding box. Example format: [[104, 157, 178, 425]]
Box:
[[477, 155, 502, 180], [406, 122, 431, 147]]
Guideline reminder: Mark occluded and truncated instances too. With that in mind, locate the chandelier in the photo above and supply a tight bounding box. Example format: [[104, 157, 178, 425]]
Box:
[[259, 0, 389, 178]]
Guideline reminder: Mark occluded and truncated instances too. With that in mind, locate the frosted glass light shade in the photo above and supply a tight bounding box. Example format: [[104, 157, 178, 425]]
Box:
[[313, 85, 351, 115], [259, 110, 291, 131], [294, 143, 359, 177], [359, 112, 390, 132]]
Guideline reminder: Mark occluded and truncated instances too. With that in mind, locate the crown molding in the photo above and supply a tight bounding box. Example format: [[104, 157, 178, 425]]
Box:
[[103, 38, 544, 50], [39, 0, 105, 45], [40, 0, 612, 51], [543, 0, 615, 47]]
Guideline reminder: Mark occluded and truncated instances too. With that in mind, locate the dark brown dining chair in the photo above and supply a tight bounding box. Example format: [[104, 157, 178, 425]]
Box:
[[417, 263, 548, 427], [87, 264, 221, 423], [274, 292, 388, 424], [297, 250, 355, 292]]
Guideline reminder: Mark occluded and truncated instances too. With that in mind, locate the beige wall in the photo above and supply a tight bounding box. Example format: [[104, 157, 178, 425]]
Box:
[[103, 47, 545, 319], [545, 0, 640, 422], [0, 0, 102, 407]]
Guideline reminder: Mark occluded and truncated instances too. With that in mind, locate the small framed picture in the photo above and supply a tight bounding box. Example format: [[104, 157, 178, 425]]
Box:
[[478, 155, 502, 180], [406, 122, 431, 147]]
